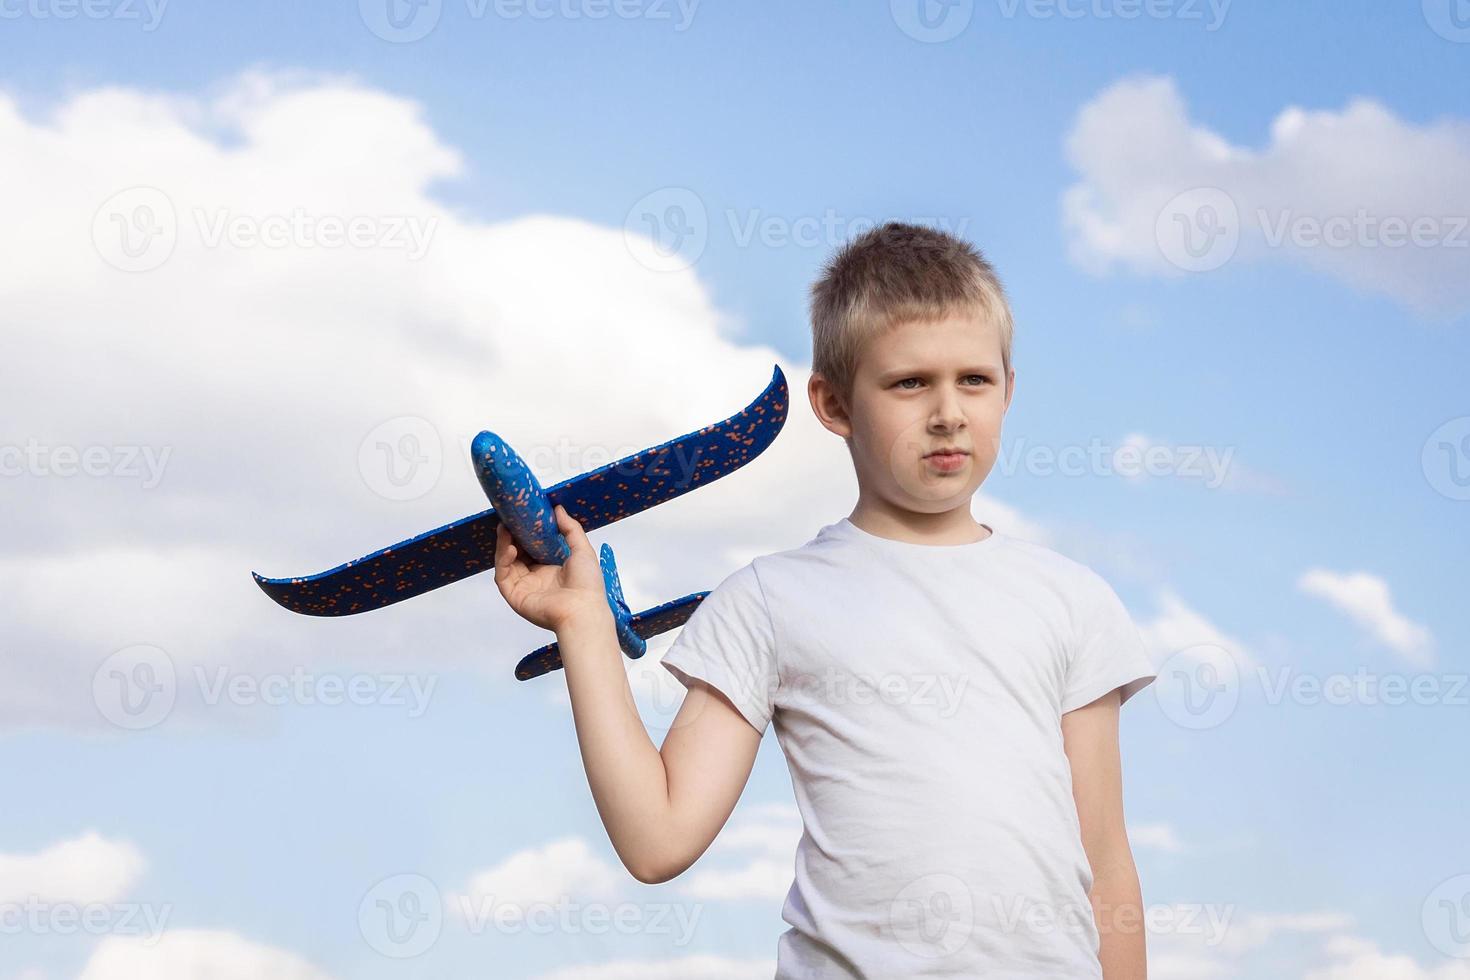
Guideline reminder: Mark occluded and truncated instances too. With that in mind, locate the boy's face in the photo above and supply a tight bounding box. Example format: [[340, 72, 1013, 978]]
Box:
[[812, 310, 1014, 515]]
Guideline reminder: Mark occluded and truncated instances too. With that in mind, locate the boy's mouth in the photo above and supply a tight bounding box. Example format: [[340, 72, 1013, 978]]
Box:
[[924, 447, 970, 473]]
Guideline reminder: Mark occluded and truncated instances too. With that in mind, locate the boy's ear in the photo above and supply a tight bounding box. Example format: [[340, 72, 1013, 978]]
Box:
[[1004, 368, 1016, 413], [808, 371, 853, 439]]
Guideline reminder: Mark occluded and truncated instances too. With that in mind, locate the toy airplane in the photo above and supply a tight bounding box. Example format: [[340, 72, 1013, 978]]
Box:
[[253, 366, 788, 680]]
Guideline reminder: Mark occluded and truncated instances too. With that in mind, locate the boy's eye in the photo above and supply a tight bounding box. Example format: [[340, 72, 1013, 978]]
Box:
[[893, 376, 989, 389]]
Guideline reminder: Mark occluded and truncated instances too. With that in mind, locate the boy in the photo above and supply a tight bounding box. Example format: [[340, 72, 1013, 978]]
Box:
[[493, 222, 1156, 978]]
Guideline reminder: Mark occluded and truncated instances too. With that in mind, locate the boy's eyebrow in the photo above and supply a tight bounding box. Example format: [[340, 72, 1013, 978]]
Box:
[[878, 364, 1003, 379]]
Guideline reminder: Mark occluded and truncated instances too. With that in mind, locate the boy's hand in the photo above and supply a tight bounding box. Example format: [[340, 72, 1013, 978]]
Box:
[[493, 504, 610, 633]]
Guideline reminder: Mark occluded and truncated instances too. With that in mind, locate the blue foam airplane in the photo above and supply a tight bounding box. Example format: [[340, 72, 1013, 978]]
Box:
[[253, 366, 788, 680]]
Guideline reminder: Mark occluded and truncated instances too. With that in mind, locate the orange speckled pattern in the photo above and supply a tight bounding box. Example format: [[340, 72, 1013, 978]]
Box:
[[252, 365, 788, 617], [514, 590, 710, 681]]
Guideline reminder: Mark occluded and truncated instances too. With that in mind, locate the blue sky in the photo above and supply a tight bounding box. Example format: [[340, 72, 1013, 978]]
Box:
[[1, 2, 1468, 978]]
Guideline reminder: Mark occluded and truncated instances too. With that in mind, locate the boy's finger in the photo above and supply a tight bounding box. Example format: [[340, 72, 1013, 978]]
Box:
[[494, 524, 517, 574], [554, 504, 591, 555]]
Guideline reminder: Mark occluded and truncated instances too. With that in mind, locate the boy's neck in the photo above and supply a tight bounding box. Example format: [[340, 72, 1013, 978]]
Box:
[[847, 498, 994, 546]]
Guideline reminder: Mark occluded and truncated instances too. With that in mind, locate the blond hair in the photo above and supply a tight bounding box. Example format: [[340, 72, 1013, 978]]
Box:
[[809, 221, 1013, 402]]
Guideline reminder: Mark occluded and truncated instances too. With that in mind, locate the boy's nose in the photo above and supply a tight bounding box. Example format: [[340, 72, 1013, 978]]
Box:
[[929, 391, 966, 430]]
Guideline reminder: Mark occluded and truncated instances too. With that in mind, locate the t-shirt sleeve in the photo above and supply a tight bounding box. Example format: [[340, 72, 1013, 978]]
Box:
[[659, 561, 779, 735], [1061, 570, 1157, 714]]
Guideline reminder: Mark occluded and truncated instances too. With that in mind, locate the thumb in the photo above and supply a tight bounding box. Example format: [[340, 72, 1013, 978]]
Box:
[[554, 504, 593, 558]]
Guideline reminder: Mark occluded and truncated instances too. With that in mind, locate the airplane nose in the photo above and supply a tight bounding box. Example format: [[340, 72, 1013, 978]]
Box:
[[472, 430, 570, 565], [471, 430, 512, 475], [470, 430, 499, 456], [471, 430, 530, 491]]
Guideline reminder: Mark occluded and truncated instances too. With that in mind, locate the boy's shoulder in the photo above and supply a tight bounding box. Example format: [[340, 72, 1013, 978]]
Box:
[[986, 531, 1115, 595], [740, 519, 1115, 604]]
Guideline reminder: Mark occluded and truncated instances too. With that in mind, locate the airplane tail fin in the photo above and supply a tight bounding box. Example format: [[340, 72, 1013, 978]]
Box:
[[599, 543, 629, 616], [598, 543, 646, 661], [514, 589, 709, 682]]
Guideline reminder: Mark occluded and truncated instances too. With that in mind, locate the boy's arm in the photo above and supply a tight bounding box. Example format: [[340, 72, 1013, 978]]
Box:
[[493, 505, 764, 885], [557, 609, 763, 884], [1062, 689, 1148, 980]]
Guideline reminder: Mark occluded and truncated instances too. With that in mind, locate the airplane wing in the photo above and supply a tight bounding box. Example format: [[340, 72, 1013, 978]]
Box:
[[252, 365, 787, 616], [251, 507, 503, 617], [513, 591, 709, 681]]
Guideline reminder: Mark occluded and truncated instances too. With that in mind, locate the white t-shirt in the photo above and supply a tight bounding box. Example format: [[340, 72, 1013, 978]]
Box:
[[659, 517, 1157, 979]]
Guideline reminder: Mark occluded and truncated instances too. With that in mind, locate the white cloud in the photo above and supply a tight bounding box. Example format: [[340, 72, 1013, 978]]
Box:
[[454, 836, 623, 914], [77, 929, 334, 980], [1146, 951, 1230, 980], [1142, 912, 1470, 980], [1137, 588, 1256, 670], [678, 857, 791, 902], [678, 802, 800, 901], [0, 832, 144, 905], [1303, 935, 1470, 980], [1214, 911, 1356, 956], [1128, 821, 1185, 853], [1063, 74, 1470, 315], [0, 69, 1067, 733], [1114, 433, 1287, 495], [0, 69, 838, 730], [1145, 908, 1356, 979], [530, 955, 777, 980], [1298, 569, 1434, 666], [972, 492, 1049, 545]]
